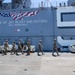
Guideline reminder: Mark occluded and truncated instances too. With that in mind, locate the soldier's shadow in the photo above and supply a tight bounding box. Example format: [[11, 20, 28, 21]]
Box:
[[37, 54, 42, 56], [16, 54, 20, 56], [52, 54, 57, 57]]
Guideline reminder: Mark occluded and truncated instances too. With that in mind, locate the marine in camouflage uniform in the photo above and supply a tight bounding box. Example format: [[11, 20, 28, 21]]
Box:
[[11, 41, 17, 55], [52, 39, 59, 56], [4, 40, 9, 55], [18, 40, 24, 54], [37, 40, 44, 55], [26, 39, 31, 55]]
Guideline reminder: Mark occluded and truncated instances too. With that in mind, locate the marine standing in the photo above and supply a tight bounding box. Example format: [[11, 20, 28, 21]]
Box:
[[11, 41, 17, 55], [37, 40, 44, 55], [4, 40, 9, 55], [52, 39, 59, 56], [18, 40, 24, 54], [26, 39, 31, 55]]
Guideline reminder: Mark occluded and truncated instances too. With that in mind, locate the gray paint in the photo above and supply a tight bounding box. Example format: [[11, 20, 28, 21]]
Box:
[[0, 7, 75, 51]]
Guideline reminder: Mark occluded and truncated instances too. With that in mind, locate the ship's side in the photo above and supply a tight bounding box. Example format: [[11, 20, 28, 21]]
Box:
[[0, 0, 75, 51], [0, 8, 55, 51]]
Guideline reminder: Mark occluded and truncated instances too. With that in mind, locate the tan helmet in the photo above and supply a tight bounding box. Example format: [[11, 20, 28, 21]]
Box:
[[39, 40, 42, 42], [5, 40, 8, 42]]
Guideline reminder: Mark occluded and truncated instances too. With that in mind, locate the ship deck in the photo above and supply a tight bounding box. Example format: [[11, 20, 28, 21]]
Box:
[[0, 52, 75, 75]]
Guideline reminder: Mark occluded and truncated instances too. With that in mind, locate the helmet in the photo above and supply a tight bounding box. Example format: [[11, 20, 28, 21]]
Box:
[[5, 40, 8, 42], [39, 40, 42, 42]]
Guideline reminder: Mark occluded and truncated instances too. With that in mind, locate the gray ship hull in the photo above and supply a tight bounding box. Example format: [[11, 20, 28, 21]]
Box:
[[0, 7, 75, 51]]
